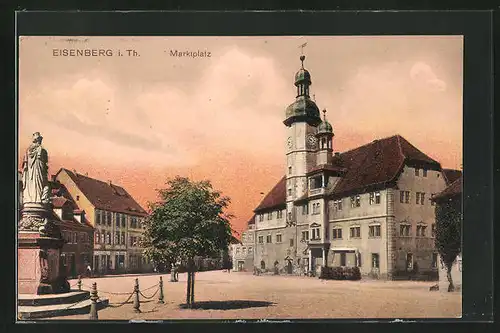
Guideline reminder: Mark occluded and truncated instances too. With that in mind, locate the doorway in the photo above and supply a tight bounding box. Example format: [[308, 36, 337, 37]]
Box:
[[340, 252, 347, 266], [260, 260, 266, 270], [286, 260, 293, 274], [237, 261, 244, 271]]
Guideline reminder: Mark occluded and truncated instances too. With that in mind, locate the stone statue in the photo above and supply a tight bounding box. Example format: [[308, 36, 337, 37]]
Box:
[[19, 132, 58, 237], [22, 132, 50, 205]]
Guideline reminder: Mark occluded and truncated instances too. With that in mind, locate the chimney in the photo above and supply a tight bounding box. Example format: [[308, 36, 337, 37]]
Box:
[[73, 169, 77, 174]]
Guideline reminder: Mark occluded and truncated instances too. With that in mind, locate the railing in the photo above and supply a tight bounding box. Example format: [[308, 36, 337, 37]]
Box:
[[309, 188, 324, 196]]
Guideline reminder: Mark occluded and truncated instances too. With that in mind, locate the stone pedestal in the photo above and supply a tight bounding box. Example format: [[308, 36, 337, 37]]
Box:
[[18, 232, 69, 295]]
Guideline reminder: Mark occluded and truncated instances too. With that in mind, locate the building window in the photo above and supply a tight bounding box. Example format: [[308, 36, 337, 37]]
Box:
[[423, 169, 428, 177], [333, 199, 342, 211], [267, 212, 273, 220], [415, 168, 420, 176], [288, 166, 292, 174], [302, 204, 309, 215], [400, 191, 404, 203], [416, 192, 425, 205], [287, 212, 292, 221], [288, 188, 292, 196], [301, 230, 309, 241], [114, 232, 119, 244], [96, 210, 101, 225], [248, 246, 252, 253], [121, 232, 125, 245], [277, 210, 283, 219], [406, 253, 414, 270], [349, 226, 361, 238], [430, 194, 436, 206], [95, 231, 100, 244], [311, 228, 320, 240], [276, 234, 282, 243], [431, 224, 436, 238], [107, 212, 112, 226], [100, 230, 105, 244], [350, 195, 361, 208], [258, 214, 264, 222], [312, 203, 321, 215], [258, 236, 264, 244], [289, 238, 294, 247], [416, 224, 427, 237], [372, 253, 380, 269], [115, 213, 120, 227], [369, 224, 381, 237], [405, 191, 410, 203], [400, 224, 411, 237], [266, 235, 272, 243], [332, 228, 342, 239], [369, 192, 380, 205], [130, 217, 138, 228], [432, 253, 438, 268], [106, 232, 111, 245], [235, 247, 240, 255]]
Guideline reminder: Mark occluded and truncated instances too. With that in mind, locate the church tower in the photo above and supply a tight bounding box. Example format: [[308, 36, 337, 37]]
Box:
[[316, 109, 334, 166], [284, 55, 322, 225]]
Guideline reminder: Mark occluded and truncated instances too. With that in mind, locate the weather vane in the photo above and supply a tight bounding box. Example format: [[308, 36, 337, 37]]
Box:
[[298, 41, 308, 55]]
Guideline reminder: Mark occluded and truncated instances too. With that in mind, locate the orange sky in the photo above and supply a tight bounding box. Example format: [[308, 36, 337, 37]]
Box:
[[18, 36, 463, 235]]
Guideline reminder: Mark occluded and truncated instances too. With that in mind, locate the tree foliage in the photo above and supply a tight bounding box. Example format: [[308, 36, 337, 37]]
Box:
[[142, 176, 235, 268]]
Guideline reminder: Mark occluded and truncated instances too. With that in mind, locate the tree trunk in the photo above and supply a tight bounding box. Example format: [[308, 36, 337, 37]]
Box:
[[186, 267, 192, 307], [446, 263, 455, 292], [190, 271, 195, 305]]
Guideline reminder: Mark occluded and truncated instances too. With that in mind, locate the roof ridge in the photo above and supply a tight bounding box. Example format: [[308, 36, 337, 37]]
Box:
[[340, 134, 400, 155]]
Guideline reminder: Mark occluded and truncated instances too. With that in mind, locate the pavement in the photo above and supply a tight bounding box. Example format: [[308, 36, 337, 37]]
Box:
[[42, 270, 461, 320]]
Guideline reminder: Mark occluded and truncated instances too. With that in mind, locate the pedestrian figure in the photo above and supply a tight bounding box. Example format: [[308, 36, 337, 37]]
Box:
[[86, 264, 92, 277]]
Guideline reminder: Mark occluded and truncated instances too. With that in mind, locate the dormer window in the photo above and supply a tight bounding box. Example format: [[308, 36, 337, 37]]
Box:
[[76, 195, 80, 201]]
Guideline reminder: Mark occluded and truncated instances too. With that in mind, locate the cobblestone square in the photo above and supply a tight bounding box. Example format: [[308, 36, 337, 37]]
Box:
[[46, 271, 461, 320]]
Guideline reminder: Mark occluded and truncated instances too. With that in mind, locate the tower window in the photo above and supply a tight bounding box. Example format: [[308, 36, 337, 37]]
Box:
[[288, 166, 292, 174]]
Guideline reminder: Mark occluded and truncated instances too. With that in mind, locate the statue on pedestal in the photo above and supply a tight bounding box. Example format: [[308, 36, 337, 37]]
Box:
[[19, 132, 58, 238]]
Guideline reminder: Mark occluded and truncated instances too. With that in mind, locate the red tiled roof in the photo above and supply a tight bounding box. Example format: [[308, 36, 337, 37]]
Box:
[[443, 169, 462, 185], [254, 135, 441, 211], [59, 168, 147, 216], [247, 214, 256, 225], [329, 134, 440, 197], [432, 177, 462, 201], [254, 176, 286, 212]]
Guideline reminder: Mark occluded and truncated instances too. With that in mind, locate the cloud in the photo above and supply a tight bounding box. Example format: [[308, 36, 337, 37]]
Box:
[[19, 47, 293, 167], [410, 61, 447, 92]]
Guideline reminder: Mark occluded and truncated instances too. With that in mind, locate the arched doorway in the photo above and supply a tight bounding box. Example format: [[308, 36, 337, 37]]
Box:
[[260, 260, 266, 270], [286, 260, 293, 274]]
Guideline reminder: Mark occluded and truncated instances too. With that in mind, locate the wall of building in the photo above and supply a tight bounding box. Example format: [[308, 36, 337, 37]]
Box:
[[392, 166, 447, 279], [60, 228, 94, 278], [55, 170, 96, 226], [328, 189, 389, 277]]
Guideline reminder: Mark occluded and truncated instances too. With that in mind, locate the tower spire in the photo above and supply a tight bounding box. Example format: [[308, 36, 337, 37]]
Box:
[[322, 109, 327, 120]]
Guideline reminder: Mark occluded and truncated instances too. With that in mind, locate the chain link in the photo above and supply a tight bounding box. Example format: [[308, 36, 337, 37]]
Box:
[[99, 291, 135, 308], [139, 287, 159, 300]]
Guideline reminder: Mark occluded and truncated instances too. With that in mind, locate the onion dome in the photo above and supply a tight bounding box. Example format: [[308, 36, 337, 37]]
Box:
[[284, 55, 322, 127], [317, 109, 334, 137]]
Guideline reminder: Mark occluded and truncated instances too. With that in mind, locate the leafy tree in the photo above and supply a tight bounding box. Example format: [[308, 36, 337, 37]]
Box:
[[434, 197, 462, 292], [142, 176, 234, 307]]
